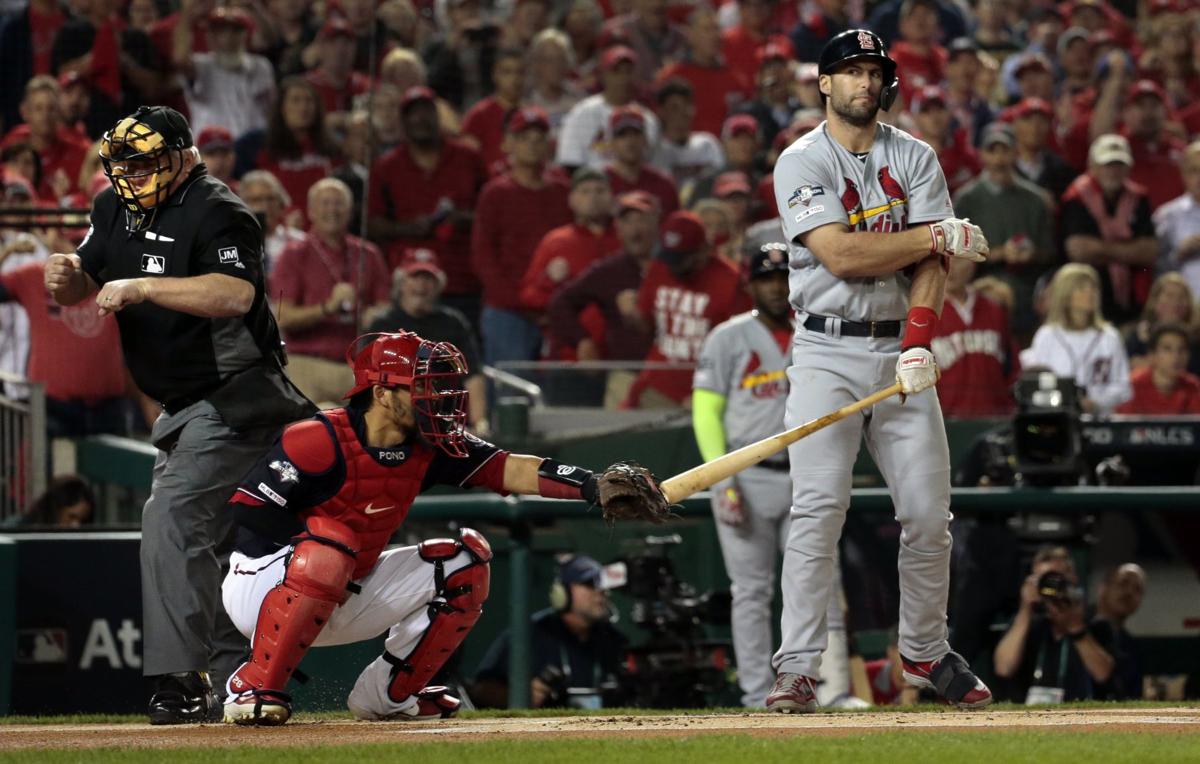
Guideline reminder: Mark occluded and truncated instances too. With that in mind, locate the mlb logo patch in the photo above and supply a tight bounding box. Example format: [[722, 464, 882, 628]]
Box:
[[141, 254, 165, 274], [218, 246, 240, 264]]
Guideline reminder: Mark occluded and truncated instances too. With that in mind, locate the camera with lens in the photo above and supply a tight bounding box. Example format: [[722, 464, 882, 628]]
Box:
[[1012, 371, 1084, 486], [619, 534, 734, 708]]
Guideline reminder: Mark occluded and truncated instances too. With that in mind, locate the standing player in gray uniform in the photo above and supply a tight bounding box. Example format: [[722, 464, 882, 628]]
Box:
[[693, 242, 861, 709], [764, 29, 993, 713]]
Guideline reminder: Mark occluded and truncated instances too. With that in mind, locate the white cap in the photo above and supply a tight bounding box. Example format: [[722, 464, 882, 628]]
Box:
[[1089, 133, 1133, 167]]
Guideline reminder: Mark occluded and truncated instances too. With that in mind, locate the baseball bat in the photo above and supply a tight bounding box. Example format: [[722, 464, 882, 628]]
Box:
[[660, 382, 904, 504]]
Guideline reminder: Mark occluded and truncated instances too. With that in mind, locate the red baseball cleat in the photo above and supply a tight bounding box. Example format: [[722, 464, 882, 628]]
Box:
[[901, 651, 993, 709]]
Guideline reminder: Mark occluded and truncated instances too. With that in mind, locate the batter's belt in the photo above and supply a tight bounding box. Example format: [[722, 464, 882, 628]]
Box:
[[802, 314, 902, 339]]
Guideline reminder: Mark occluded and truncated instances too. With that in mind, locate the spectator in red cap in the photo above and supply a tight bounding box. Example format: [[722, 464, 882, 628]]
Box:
[[605, 105, 681, 216], [547, 190, 660, 406], [462, 49, 528, 175], [713, 170, 754, 255], [0, 76, 90, 201], [790, 0, 852, 64], [1057, 27, 1097, 97], [175, 6, 274, 140], [1009, 97, 1076, 202], [1061, 133, 1157, 324], [721, 0, 785, 87], [909, 85, 980, 195], [472, 107, 573, 365], [271, 178, 392, 406], [601, 0, 688, 83], [944, 38, 994, 147], [627, 210, 750, 407], [1012, 52, 1056, 103], [256, 76, 341, 226], [197, 126, 237, 190], [527, 29, 585, 137], [423, 0, 502, 111], [1089, 79, 1185, 211], [520, 167, 619, 320], [54, 71, 106, 142], [367, 248, 490, 432], [379, 49, 463, 138], [889, 0, 949, 105], [656, 7, 752, 136], [685, 113, 762, 207], [149, 0, 212, 96], [369, 85, 487, 320], [305, 17, 372, 116], [652, 79, 725, 188], [736, 46, 802, 151], [557, 45, 661, 171]]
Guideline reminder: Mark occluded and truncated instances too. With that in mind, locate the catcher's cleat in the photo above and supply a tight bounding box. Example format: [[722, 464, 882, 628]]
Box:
[[147, 672, 220, 725], [765, 673, 819, 714], [350, 686, 461, 721], [901, 651, 993, 709], [223, 689, 293, 726]]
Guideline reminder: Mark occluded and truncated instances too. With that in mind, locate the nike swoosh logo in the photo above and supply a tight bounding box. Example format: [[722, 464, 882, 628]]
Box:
[[364, 502, 395, 514], [911, 320, 929, 327]]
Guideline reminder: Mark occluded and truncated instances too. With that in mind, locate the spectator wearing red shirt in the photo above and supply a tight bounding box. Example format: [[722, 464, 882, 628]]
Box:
[[735, 43, 803, 153], [605, 106, 681, 217], [0, 76, 90, 201], [520, 167, 619, 317], [1116, 324, 1200, 414], [472, 107, 573, 365], [304, 18, 372, 116], [547, 191, 660, 406], [368, 86, 487, 316], [910, 85, 980, 195], [271, 178, 391, 405], [601, 0, 689, 83], [932, 257, 1020, 417], [790, 0, 852, 64], [721, 0, 780, 87], [655, 6, 751, 136], [1012, 52, 1056, 103], [462, 49, 527, 175], [685, 113, 763, 208], [1093, 80, 1186, 212], [889, 0, 949, 106], [629, 210, 751, 407], [256, 77, 341, 225]]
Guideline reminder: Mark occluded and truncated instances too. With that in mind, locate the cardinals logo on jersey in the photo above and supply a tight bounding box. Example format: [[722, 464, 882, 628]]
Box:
[[739, 351, 787, 398], [840, 178, 863, 229], [843, 167, 909, 231]]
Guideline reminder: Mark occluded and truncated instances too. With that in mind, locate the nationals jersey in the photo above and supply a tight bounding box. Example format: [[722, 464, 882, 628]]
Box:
[[773, 121, 954, 322], [931, 289, 1019, 417]]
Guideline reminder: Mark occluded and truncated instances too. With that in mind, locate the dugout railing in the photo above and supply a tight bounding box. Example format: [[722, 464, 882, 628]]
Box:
[[0, 372, 46, 525]]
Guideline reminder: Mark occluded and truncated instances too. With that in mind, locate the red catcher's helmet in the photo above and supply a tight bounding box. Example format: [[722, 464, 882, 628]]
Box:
[[344, 332, 470, 457]]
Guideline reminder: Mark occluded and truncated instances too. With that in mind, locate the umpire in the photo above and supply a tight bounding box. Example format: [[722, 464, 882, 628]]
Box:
[[44, 106, 315, 724]]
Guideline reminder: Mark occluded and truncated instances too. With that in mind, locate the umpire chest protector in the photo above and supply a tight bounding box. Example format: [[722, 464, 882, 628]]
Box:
[[304, 408, 435, 578]]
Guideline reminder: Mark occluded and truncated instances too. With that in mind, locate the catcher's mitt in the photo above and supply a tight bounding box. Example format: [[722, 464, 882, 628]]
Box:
[[593, 461, 673, 525]]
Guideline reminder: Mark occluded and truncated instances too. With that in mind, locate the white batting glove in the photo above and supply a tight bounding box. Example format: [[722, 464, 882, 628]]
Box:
[[928, 218, 989, 262], [896, 347, 939, 396]]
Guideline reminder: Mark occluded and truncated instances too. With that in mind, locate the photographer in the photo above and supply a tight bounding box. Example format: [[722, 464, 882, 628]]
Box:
[[993, 546, 1117, 703], [471, 556, 627, 709]]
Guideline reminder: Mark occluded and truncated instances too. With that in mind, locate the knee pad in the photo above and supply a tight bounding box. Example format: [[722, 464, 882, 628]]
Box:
[[228, 518, 358, 699], [385, 528, 490, 702]]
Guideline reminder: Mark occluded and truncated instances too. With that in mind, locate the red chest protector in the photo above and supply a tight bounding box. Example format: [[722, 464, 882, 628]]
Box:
[[303, 408, 435, 578]]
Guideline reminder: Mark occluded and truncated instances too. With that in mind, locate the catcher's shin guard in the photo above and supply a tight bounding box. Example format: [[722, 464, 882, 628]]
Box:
[[225, 517, 358, 725], [384, 528, 491, 703]]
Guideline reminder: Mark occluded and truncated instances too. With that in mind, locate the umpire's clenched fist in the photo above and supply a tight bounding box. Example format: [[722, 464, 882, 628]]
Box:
[[44, 252, 83, 295]]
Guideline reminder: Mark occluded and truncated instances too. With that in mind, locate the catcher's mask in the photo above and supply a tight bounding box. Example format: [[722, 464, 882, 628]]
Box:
[[99, 106, 193, 232], [344, 332, 470, 457]]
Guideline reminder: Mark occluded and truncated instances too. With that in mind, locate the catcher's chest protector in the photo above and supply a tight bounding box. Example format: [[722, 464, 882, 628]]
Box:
[[307, 409, 435, 578]]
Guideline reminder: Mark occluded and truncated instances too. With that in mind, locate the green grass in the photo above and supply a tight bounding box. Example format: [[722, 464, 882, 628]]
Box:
[[3, 700, 1198, 725], [5, 731, 1200, 764]]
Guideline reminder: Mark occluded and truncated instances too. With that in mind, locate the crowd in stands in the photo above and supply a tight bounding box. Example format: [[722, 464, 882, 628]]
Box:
[[5, 0, 1200, 426]]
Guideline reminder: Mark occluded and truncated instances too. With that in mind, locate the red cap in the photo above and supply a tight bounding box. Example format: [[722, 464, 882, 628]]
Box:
[[609, 105, 646, 135], [1014, 52, 1052, 77], [722, 113, 760, 141], [1089, 29, 1116, 48], [196, 125, 234, 152], [400, 247, 447, 287], [714, 171, 752, 198], [600, 45, 638, 72], [616, 190, 660, 215], [507, 106, 550, 133], [57, 70, 85, 90], [796, 62, 819, 83], [911, 84, 947, 114], [319, 16, 356, 40], [1011, 96, 1054, 120], [400, 85, 437, 112], [208, 6, 254, 33], [755, 40, 792, 67], [1128, 79, 1168, 104], [660, 210, 707, 254]]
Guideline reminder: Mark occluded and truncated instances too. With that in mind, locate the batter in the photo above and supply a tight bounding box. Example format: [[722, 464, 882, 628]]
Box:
[[765, 28, 993, 713]]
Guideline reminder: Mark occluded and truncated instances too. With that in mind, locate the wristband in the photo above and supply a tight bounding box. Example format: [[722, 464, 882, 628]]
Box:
[[536, 459, 598, 504], [928, 222, 946, 254], [901, 306, 937, 350]]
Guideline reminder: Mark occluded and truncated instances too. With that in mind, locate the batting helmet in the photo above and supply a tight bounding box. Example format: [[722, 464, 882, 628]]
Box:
[[817, 29, 900, 112], [344, 332, 470, 457], [99, 106, 193, 232]]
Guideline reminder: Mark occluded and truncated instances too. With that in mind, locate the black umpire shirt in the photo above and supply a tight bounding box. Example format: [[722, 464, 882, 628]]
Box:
[[77, 166, 287, 407]]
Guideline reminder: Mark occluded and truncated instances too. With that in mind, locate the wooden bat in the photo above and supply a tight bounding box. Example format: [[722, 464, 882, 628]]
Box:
[[660, 382, 904, 504]]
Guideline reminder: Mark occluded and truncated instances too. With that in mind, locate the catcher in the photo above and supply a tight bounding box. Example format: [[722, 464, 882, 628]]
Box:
[[220, 331, 669, 725]]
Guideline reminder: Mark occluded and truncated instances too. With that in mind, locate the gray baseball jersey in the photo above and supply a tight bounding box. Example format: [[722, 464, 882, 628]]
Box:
[[774, 121, 953, 322]]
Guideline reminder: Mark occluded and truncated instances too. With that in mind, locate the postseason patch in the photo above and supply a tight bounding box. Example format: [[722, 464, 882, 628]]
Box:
[[787, 185, 825, 208]]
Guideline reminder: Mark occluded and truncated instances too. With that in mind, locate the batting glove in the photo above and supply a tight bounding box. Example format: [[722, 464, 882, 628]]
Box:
[[712, 478, 746, 528], [928, 218, 989, 262], [896, 347, 939, 396]]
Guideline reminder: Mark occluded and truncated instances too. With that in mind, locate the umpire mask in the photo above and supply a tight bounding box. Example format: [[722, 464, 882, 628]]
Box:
[[99, 106, 194, 232]]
